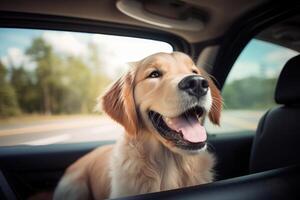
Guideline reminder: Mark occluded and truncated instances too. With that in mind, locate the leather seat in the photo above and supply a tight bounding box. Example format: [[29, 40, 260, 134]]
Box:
[[250, 54, 300, 173]]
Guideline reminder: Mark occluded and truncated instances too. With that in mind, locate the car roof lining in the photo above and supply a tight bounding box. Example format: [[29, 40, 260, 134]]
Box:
[[0, 0, 269, 43]]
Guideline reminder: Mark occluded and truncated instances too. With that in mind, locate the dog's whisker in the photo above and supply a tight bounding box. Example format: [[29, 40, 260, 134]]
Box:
[[211, 97, 224, 104]]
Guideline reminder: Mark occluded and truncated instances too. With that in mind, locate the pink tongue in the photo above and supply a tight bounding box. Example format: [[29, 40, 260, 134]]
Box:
[[165, 115, 207, 143]]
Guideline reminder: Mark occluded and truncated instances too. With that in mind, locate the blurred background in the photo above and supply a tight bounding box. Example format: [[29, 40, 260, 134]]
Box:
[[0, 28, 173, 116], [0, 28, 297, 146]]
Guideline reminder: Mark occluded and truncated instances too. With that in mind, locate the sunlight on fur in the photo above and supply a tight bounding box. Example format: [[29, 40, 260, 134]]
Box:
[[54, 52, 222, 200]]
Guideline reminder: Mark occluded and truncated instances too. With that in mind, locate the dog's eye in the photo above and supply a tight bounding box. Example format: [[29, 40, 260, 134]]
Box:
[[148, 70, 162, 78], [192, 69, 198, 74]]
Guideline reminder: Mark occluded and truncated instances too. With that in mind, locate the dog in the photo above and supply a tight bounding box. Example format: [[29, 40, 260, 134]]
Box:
[[53, 52, 222, 200]]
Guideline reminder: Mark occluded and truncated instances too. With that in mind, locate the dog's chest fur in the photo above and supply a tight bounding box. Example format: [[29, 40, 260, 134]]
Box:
[[109, 136, 214, 198]]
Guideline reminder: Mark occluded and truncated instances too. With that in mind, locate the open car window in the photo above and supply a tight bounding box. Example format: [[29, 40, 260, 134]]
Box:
[[0, 28, 173, 147], [206, 39, 299, 134]]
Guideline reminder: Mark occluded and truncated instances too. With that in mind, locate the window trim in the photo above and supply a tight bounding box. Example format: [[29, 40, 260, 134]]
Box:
[[211, 3, 299, 90]]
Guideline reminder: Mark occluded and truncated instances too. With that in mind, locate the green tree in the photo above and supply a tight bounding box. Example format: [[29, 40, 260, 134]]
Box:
[[10, 67, 41, 113], [86, 42, 112, 112], [222, 76, 277, 110], [55, 56, 89, 113], [26, 37, 59, 114], [19, 37, 115, 115], [0, 62, 20, 116], [58, 56, 110, 114]]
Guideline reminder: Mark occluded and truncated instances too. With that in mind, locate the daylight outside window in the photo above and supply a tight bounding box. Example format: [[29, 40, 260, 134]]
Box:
[[2, 31, 298, 146], [0, 28, 172, 146], [206, 39, 299, 134]]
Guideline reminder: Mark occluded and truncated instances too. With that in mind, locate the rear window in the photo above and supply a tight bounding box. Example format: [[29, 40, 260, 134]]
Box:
[[206, 39, 299, 134], [0, 28, 172, 146]]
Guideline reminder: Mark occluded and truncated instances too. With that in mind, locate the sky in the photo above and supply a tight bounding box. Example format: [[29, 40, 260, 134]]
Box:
[[227, 39, 298, 82], [0, 28, 173, 79], [0, 28, 298, 81]]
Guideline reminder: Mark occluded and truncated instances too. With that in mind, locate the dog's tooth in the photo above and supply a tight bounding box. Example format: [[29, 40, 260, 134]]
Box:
[[164, 117, 172, 124], [197, 116, 201, 122]]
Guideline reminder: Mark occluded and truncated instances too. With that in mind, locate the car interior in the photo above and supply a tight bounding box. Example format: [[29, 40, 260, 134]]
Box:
[[0, 0, 299, 199]]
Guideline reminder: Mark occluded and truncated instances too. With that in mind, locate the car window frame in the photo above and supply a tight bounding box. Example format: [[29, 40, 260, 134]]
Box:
[[210, 7, 299, 90]]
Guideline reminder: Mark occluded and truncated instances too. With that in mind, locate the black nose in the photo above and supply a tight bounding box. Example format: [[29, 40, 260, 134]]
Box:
[[178, 75, 209, 98]]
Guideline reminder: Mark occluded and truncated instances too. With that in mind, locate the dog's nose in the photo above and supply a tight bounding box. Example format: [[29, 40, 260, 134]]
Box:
[[178, 75, 209, 98]]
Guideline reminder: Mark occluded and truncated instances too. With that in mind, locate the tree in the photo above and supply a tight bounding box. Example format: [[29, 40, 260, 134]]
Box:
[[222, 76, 277, 110], [0, 62, 20, 116], [17, 37, 114, 115], [57, 56, 110, 114], [86, 42, 112, 112], [10, 67, 41, 113], [26, 37, 57, 114]]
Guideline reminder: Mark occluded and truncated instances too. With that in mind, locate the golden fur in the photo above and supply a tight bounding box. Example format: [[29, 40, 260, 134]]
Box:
[[54, 52, 222, 200]]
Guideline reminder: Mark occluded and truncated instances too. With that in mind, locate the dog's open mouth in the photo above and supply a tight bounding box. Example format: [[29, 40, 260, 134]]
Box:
[[148, 106, 207, 151]]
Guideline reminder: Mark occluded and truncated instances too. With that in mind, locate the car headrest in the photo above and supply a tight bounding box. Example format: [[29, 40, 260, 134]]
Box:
[[275, 54, 300, 105]]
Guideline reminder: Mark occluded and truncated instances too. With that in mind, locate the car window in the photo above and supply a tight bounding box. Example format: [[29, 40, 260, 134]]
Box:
[[0, 28, 173, 146], [206, 39, 299, 134]]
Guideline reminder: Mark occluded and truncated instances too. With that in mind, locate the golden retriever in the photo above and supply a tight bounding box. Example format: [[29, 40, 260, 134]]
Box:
[[53, 52, 222, 200]]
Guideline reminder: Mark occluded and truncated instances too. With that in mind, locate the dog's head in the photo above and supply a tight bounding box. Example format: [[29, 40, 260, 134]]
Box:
[[102, 52, 222, 154]]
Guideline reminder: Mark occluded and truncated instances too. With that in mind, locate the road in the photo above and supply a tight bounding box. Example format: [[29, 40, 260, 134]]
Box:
[[0, 110, 265, 147], [205, 110, 264, 134]]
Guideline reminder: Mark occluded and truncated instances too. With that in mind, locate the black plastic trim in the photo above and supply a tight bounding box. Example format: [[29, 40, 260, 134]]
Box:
[[0, 141, 112, 170], [212, 3, 300, 89], [0, 132, 253, 180], [118, 164, 300, 200]]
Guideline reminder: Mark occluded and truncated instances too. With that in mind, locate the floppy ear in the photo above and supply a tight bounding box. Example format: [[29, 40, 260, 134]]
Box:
[[207, 77, 222, 125], [199, 68, 222, 125], [101, 70, 139, 136]]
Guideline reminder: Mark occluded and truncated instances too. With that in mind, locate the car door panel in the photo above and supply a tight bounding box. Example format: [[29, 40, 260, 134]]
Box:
[[0, 133, 253, 199]]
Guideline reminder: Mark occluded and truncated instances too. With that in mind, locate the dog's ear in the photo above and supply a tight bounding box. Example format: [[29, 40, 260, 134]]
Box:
[[101, 70, 139, 136], [199, 68, 222, 125], [207, 77, 222, 125]]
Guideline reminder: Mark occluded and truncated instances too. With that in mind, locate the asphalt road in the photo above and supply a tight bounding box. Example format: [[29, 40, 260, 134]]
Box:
[[0, 110, 265, 147]]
